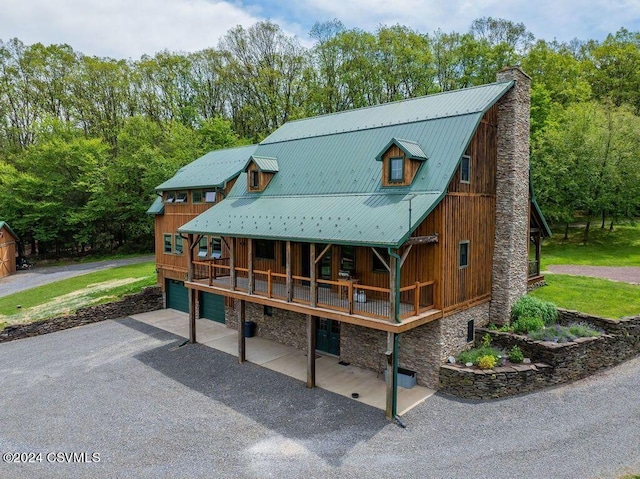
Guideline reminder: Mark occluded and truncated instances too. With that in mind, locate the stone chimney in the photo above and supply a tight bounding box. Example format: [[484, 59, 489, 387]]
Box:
[[490, 66, 531, 325]]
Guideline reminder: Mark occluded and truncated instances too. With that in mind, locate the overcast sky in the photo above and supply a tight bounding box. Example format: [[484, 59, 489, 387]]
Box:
[[1, 0, 639, 59]]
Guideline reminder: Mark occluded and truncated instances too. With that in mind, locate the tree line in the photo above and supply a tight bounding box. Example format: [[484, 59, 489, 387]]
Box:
[[1, 18, 639, 256]]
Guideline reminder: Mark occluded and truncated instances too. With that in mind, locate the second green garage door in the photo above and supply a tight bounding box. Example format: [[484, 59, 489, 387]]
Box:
[[200, 292, 225, 323]]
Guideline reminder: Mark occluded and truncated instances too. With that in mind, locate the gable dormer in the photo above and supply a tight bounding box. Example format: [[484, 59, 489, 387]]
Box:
[[244, 156, 279, 192], [376, 138, 428, 187]]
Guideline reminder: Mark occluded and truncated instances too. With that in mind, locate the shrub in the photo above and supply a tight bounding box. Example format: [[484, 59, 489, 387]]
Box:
[[477, 354, 497, 369], [567, 322, 602, 338], [508, 346, 524, 363], [457, 346, 501, 365], [528, 324, 576, 343], [513, 315, 545, 334], [511, 295, 558, 326]]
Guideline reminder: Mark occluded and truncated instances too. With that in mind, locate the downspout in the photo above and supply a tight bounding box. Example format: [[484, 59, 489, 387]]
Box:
[[388, 247, 402, 420]]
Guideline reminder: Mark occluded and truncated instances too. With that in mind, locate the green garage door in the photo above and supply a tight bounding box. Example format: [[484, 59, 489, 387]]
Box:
[[166, 279, 189, 313], [200, 292, 225, 323]]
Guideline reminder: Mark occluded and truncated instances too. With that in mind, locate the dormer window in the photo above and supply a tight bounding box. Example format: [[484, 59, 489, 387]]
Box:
[[389, 157, 404, 183], [376, 138, 428, 187], [250, 171, 260, 189], [244, 155, 279, 193]]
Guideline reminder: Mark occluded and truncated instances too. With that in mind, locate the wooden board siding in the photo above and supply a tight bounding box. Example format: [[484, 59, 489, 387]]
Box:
[[381, 145, 422, 187], [439, 194, 495, 310], [155, 179, 237, 291], [0, 226, 17, 278], [448, 104, 498, 195]]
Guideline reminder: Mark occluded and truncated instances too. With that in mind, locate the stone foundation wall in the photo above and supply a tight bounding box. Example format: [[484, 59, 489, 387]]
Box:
[[441, 302, 490, 362], [0, 286, 163, 343], [224, 302, 307, 350]]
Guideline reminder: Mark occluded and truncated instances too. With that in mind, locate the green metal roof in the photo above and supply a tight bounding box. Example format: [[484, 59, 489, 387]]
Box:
[[261, 81, 514, 144], [179, 81, 515, 246], [246, 156, 279, 172], [146, 196, 165, 215], [375, 138, 428, 161], [155, 144, 258, 191], [0, 221, 18, 240]]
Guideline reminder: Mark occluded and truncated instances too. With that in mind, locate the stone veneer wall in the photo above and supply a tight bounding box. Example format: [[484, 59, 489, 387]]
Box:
[[224, 302, 307, 351], [440, 312, 640, 399], [340, 302, 490, 389], [490, 66, 531, 325], [0, 286, 163, 343]]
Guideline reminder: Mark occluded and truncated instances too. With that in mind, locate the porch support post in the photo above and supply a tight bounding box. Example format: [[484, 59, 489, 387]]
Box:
[[230, 237, 236, 291], [247, 238, 254, 294], [286, 241, 292, 302], [237, 299, 246, 363], [310, 243, 317, 307], [187, 234, 196, 344], [189, 288, 197, 344], [385, 331, 398, 420], [388, 251, 398, 323], [306, 314, 316, 388]]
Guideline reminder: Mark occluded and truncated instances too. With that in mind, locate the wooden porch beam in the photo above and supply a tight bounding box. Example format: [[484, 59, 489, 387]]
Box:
[[314, 243, 332, 264], [371, 247, 390, 272], [306, 314, 316, 388], [221, 236, 231, 252], [188, 288, 197, 344], [237, 299, 246, 363], [310, 243, 317, 307], [405, 234, 439, 245], [229, 237, 236, 291], [189, 234, 203, 252], [400, 244, 413, 268], [247, 238, 254, 294], [286, 241, 292, 302]]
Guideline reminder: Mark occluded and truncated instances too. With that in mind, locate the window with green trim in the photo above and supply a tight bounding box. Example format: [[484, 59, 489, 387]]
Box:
[[389, 157, 404, 182], [174, 234, 184, 255], [193, 190, 204, 203], [163, 234, 172, 254], [198, 236, 208, 258], [459, 241, 469, 268], [210, 237, 222, 258], [255, 239, 275, 260], [460, 155, 471, 183]]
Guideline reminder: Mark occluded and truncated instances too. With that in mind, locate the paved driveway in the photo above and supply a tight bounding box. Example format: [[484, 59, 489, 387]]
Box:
[[0, 255, 154, 298], [0, 318, 638, 479]]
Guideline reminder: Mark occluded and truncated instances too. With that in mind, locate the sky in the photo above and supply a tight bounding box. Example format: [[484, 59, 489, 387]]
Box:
[[1, 0, 639, 59]]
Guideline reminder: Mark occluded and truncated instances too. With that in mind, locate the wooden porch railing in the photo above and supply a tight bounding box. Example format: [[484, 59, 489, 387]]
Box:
[[192, 260, 436, 321]]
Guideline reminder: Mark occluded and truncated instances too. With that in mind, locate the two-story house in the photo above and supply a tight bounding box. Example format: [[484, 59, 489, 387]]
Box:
[[148, 67, 550, 419]]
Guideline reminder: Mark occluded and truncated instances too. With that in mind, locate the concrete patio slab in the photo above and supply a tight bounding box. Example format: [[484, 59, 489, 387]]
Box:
[[129, 309, 435, 415]]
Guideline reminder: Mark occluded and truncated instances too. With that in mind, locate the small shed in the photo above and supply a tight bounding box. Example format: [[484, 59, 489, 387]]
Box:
[[0, 221, 19, 278]]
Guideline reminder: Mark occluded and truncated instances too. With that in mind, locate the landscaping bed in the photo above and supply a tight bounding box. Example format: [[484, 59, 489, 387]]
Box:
[[439, 296, 640, 399]]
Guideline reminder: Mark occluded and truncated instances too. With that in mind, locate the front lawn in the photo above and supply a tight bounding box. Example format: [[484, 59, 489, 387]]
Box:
[[542, 223, 640, 267], [0, 262, 156, 327], [530, 274, 640, 319]]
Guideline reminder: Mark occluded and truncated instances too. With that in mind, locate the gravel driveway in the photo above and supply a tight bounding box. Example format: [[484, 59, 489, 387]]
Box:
[[0, 318, 638, 479], [0, 255, 154, 298], [546, 265, 640, 284]]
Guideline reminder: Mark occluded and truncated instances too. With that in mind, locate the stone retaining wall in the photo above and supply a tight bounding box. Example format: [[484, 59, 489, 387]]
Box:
[[0, 286, 163, 343], [439, 311, 640, 399]]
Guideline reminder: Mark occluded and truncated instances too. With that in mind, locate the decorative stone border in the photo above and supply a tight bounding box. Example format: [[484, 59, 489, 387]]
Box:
[[0, 286, 163, 343], [439, 310, 640, 399]]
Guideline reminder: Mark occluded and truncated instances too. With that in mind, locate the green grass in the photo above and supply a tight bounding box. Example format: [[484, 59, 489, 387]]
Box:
[[542, 223, 640, 267], [530, 274, 640, 319], [0, 261, 156, 326]]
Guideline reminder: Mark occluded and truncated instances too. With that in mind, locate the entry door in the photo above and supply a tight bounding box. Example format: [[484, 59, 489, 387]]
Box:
[[316, 318, 340, 355]]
